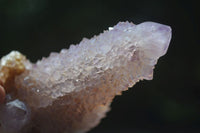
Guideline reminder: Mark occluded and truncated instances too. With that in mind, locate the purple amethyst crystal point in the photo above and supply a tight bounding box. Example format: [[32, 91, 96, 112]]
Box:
[[136, 22, 171, 58], [0, 21, 172, 133]]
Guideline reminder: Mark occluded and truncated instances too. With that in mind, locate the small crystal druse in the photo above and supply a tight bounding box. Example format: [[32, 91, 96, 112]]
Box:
[[0, 21, 171, 133]]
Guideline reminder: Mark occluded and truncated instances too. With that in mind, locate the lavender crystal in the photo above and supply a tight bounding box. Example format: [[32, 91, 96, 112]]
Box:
[[0, 21, 171, 133]]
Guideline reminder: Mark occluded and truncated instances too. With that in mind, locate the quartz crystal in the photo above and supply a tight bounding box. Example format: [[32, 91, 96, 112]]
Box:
[[0, 21, 172, 133]]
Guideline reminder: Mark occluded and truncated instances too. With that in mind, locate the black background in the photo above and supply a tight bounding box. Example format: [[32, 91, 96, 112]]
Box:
[[0, 0, 199, 132]]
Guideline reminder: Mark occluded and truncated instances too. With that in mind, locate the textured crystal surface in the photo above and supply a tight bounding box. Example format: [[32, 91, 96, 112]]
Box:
[[0, 21, 171, 133]]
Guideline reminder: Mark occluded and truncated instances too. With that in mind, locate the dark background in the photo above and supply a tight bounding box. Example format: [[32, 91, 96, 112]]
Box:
[[0, 0, 199, 132]]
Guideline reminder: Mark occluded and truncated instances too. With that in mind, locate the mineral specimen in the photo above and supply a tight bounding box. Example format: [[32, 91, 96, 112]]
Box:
[[0, 21, 171, 133]]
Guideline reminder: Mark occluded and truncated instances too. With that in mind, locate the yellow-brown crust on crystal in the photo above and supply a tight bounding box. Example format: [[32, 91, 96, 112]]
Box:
[[0, 85, 5, 104], [0, 51, 27, 94]]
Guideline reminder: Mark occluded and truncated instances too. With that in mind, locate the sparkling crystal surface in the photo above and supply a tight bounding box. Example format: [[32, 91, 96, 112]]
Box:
[[0, 21, 171, 133]]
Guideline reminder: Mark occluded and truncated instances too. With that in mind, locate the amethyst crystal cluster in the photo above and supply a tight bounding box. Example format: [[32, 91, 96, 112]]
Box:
[[0, 21, 171, 133]]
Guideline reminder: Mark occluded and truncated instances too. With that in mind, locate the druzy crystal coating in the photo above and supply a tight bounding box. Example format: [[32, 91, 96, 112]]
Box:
[[0, 21, 171, 133]]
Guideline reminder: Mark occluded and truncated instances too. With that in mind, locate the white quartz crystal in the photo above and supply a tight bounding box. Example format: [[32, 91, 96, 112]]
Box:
[[16, 21, 171, 107], [1, 21, 171, 133]]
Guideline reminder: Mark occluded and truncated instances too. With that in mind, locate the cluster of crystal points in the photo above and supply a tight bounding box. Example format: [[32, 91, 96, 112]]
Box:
[[0, 21, 171, 133]]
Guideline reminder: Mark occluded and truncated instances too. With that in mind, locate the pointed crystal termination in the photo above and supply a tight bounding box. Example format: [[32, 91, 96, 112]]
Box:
[[0, 21, 171, 133]]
